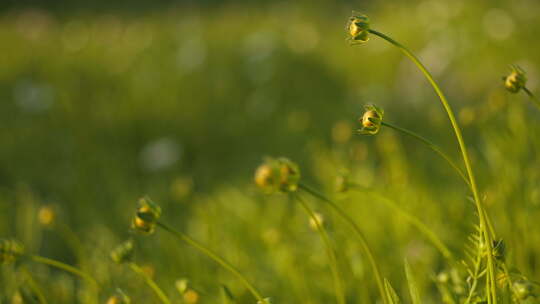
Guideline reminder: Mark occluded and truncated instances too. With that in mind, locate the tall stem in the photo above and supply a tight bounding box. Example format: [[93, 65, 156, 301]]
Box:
[[523, 87, 540, 109], [299, 183, 387, 304], [368, 28, 498, 303], [129, 263, 171, 304], [156, 222, 265, 302], [29, 255, 99, 290], [294, 194, 346, 304], [381, 121, 470, 186]]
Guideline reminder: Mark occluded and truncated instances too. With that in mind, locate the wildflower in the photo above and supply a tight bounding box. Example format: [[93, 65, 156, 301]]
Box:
[[175, 279, 189, 294], [514, 280, 534, 300], [496, 272, 509, 288], [347, 13, 370, 43], [358, 104, 384, 135], [110, 240, 134, 264], [38, 205, 55, 226], [106, 289, 131, 304], [176, 279, 199, 304], [254, 158, 300, 193], [183, 289, 200, 304], [0, 238, 24, 265], [503, 65, 527, 93], [132, 197, 161, 234]]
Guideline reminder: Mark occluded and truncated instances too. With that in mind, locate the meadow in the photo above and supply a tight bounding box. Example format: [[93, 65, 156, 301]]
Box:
[[1, 1, 540, 303]]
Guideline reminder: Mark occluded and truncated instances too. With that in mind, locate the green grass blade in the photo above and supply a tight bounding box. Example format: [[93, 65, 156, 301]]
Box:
[[404, 259, 422, 304], [220, 285, 237, 304], [384, 278, 401, 304]]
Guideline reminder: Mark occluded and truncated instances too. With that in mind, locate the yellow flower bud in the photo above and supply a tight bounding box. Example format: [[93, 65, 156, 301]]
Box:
[[503, 65, 527, 93], [110, 240, 134, 264], [0, 239, 24, 265], [254, 158, 300, 193], [131, 197, 162, 235], [38, 205, 56, 226], [254, 164, 277, 193], [106, 289, 131, 304], [183, 289, 200, 304], [347, 14, 370, 44], [358, 104, 384, 135]]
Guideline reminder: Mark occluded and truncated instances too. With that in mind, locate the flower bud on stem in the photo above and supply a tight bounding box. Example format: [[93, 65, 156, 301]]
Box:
[[351, 22, 498, 303]]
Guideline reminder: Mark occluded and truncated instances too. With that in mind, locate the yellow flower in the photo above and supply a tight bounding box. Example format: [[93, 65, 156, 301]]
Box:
[[0, 239, 24, 265], [38, 205, 56, 226], [106, 289, 131, 304], [131, 197, 161, 235], [358, 104, 384, 135], [347, 14, 370, 44], [503, 65, 527, 93], [183, 289, 200, 304], [254, 158, 300, 193], [110, 240, 134, 264]]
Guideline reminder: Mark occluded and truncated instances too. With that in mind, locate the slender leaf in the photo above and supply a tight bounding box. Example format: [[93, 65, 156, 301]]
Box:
[[384, 278, 401, 304], [404, 259, 422, 304]]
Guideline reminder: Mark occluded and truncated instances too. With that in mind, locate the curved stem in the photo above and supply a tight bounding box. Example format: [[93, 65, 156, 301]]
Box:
[[129, 263, 171, 304], [294, 194, 345, 304], [299, 183, 387, 304], [368, 28, 497, 303], [382, 121, 470, 187], [156, 221, 265, 302], [523, 87, 540, 109], [29, 255, 99, 290], [348, 184, 453, 260]]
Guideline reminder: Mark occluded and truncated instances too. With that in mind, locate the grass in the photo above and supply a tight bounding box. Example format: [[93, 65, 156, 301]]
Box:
[[1, 1, 540, 303]]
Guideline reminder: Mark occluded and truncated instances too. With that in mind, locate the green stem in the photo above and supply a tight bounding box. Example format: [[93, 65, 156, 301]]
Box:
[[29, 255, 99, 290], [368, 28, 498, 304], [299, 183, 387, 304], [156, 221, 265, 302], [523, 87, 540, 109], [348, 184, 453, 260], [294, 194, 346, 304], [128, 263, 171, 304], [22, 268, 48, 304], [381, 121, 470, 187]]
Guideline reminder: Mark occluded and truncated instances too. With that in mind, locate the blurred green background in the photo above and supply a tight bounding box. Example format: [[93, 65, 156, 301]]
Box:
[[1, 0, 539, 303]]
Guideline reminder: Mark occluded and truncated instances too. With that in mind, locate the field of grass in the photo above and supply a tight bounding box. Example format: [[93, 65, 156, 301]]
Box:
[[1, 1, 540, 303]]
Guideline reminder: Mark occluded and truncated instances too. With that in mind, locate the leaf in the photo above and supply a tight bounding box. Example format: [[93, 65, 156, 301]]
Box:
[[404, 259, 422, 304], [384, 278, 401, 304], [220, 285, 236, 304]]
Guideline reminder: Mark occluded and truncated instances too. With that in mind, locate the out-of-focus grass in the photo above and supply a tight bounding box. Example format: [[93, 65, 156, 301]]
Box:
[[0, 1, 539, 302]]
